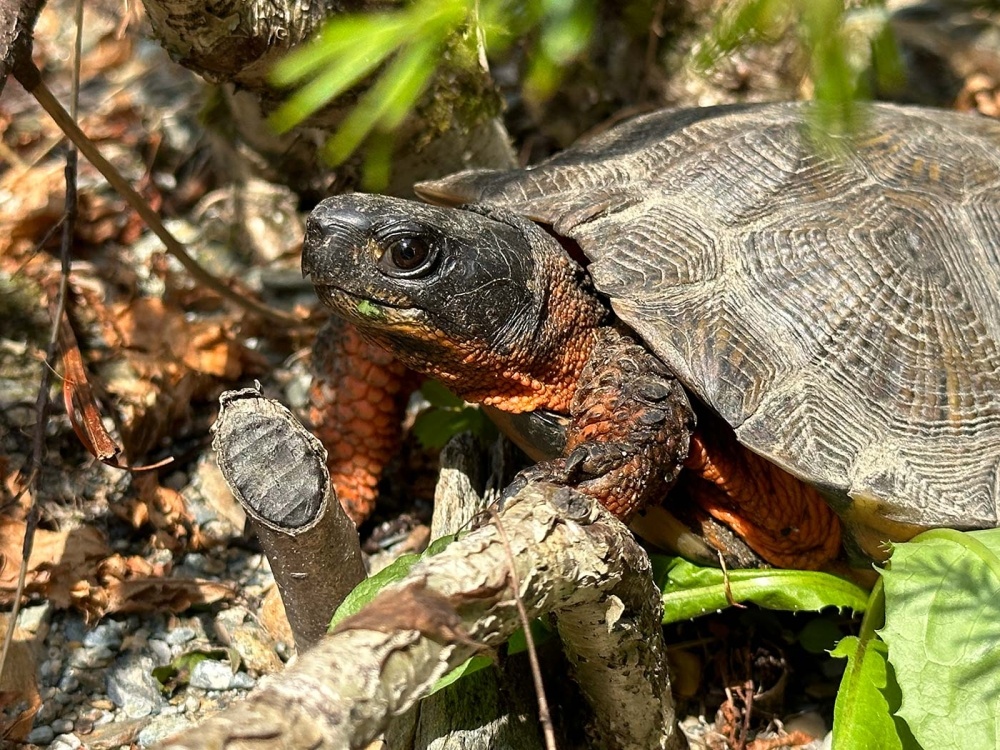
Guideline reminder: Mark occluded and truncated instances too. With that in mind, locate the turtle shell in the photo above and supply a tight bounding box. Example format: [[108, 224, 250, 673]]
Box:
[[418, 102, 1000, 530]]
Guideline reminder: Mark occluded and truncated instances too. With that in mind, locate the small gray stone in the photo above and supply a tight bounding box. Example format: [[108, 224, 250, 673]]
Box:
[[51, 734, 82, 750], [165, 626, 196, 646], [58, 673, 80, 693], [17, 603, 52, 633], [40, 658, 63, 685], [183, 695, 201, 713], [26, 725, 55, 745], [189, 659, 233, 690], [69, 644, 114, 669], [137, 714, 192, 748], [51, 718, 74, 733], [148, 638, 173, 664], [230, 671, 256, 690], [83, 620, 124, 650], [215, 606, 249, 632], [106, 654, 164, 719], [63, 616, 87, 643]]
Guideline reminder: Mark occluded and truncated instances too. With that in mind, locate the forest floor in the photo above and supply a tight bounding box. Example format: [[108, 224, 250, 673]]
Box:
[[1, 0, 997, 748]]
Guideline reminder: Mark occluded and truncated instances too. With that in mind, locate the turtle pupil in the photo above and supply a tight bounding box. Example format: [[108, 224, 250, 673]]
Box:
[[391, 238, 429, 270]]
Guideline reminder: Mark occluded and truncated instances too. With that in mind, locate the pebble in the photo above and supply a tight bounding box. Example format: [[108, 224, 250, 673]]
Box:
[[83, 619, 125, 650], [148, 637, 173, 664], [52, 718, 75, 733], [17, 602, 52, 632], [138, 715, 194, 748], [59, 673, 80, 693], [165, 626, 197, 646], [106, 654, 165, 718], [69, 644, 115, 669], [51, 734, 82, 750], [189, 659, 234, 690], [230, 671, 256, 690], [26, 725, 55, 745]]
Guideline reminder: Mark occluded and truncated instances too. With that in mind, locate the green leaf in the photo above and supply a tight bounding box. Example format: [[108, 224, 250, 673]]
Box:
[[329, 533, 458, 629], [412, 381, 497, 450], [830, 635, 916, 749], [421, 380, 465, 409], [880, 528, 1000, 750], [651, 555, 869, 624], [323, 36, 440, 166], [269, 36, 399, 132]]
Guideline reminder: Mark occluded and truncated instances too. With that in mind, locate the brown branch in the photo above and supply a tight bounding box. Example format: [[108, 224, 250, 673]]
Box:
[[156, 483, 680, 750], [13, 63, 303, 326], [211, 387, 366, 651]]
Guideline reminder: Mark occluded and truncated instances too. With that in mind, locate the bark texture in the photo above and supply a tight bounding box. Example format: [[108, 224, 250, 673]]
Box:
[[0, 0, 46, 95], [156, 482, 679, 750], [212, 387, 367, 651], [138, 0, 516, 196]]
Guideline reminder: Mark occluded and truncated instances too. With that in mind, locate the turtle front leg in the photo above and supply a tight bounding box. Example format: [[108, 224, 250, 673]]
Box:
[[513, 327, 696, 520], [308, 319, 417, 524]]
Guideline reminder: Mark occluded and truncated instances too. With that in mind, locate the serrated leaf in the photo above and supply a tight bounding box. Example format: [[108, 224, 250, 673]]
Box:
[[831, 635, 916, 749], [651, 555, 869, 624], [880, 528, 1000, 750]]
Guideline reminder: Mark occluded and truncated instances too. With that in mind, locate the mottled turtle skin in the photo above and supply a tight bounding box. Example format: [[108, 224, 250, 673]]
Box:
[[416, 102, 1000, 537]]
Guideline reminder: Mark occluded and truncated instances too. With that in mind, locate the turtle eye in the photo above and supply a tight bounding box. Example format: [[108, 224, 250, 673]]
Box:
[[378, 235, 439, 278]]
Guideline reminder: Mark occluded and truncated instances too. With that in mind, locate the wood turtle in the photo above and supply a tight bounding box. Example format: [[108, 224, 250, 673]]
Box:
[[301, 101, 1000, 569]]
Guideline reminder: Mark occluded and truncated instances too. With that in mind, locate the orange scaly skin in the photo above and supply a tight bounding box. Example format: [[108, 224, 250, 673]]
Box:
[[308, 320, 415, 524], [683, 424, 842, 570]]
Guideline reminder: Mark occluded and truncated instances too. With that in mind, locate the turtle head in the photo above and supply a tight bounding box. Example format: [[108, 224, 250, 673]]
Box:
[[303, 194, 607, 412]]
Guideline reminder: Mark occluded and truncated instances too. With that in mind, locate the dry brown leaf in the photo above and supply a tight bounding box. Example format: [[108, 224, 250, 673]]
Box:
[[68, 552, 232, 621], [260, 585, 295, 648], [114, 474, 198, 552], [0, 618, 43, 743], [102, 577, 233, 617], [80, 32, 135, 79], [0, 517, 110, 608]]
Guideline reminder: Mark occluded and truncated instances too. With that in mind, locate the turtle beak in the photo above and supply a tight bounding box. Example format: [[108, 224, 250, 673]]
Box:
[[301, 202, 372, 282]]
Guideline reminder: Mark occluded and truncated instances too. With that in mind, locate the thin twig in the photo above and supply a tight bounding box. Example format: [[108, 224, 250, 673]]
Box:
[[17, 66, 303, 326], [0, 0, 84, 683], [490, 508, 557, 750]]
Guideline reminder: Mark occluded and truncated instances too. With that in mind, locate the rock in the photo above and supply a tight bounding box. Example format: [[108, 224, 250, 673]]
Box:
[[26, 725, 55, 745], [83, 619, 125, 650], [51, 734, 82, 750], [230, 671, 256, 690], [165, 626, 197, 646], [137, 715, 193, 748], [106, 654, 164, 719], [189, 659, 233, 690], [17, 602, 52, 633]]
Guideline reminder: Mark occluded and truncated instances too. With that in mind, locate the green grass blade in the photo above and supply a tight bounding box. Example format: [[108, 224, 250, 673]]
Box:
[[322, 36, 439, 165]]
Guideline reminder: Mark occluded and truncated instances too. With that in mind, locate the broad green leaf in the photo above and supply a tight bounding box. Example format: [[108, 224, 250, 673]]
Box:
[[430, 621, 552, 694], [880, 529, 1000, 750], [421, 380, 465, 409], [830, 635, 916, 749], [412, 381, 497, 450], [329, 533, 457, 628], [651, 555, 869, 624]]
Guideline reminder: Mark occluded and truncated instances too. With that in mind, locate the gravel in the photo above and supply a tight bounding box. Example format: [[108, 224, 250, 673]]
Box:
[[25, 543, 286, 749]]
